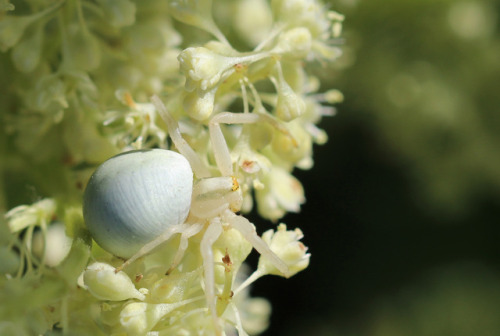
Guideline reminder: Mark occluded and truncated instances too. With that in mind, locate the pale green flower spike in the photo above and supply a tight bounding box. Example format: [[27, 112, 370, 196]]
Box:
[[1, 0, 343, 334]]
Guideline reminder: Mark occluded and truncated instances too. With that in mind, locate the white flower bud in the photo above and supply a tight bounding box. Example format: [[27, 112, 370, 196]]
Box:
[[239, 297, 271, 335], [119, 298, 202, 334], [178, 47, 269, 93], [272, 0, 329, 37], [119, 302, 155, 334], [32, 223, 72, 267], [273, 68, 307, 121], [324, 89, 344, 104], [178, 47, 233, 92], [234, 0, 273, 47], [255, 166, 305, 221], [275, 27, 312, 59], [271, 120, 312, 165], [183, 88, 216, 121], [83, 262, 145, 301]]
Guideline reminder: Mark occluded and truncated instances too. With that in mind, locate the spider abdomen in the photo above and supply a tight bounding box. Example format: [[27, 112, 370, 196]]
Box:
[[83, 149, 193, 258]]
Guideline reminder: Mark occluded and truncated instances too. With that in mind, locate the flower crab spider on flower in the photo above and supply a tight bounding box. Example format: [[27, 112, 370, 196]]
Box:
[[83, 95, 292, 334]]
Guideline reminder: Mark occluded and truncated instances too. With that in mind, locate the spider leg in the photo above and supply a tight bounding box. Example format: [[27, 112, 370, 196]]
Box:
[[152, 95, 211, 178], [200, 217, 224, 336], [208, 112, 260, 177], [115, 223, 188, 273], [191, 177, 242, 219], [223, 210, 290, 277], [166, 222, 204, 275]]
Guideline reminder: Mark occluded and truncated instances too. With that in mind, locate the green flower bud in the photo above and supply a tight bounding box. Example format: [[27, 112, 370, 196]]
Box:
[[62, 24, 101, 71], [0, 2, 61, 51], [0, 15, 34, 52], [97, 0, 136, 28], [0, 246, 20, 274], [11, 23, 43, 73]]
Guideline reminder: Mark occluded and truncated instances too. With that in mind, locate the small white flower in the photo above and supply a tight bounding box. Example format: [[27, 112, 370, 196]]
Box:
[[233, 224, 310, 294], [258, 223, 310, 277], [5, 198, 56, 233], [103, 92, 167, 150]]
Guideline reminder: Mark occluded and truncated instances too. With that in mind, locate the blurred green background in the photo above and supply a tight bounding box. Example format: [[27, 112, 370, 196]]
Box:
[[254, 0, 500, 335]]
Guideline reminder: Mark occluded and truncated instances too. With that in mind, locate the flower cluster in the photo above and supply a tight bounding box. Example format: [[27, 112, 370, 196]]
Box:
[[1, 0, 342, 334]]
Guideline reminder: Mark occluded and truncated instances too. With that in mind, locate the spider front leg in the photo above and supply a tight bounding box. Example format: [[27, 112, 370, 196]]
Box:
[[152, 95, 210, 178], [222, 210, 291, 278]]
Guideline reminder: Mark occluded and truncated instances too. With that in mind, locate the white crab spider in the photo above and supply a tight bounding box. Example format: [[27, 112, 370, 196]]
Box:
[[83, 95, 291, 335]]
